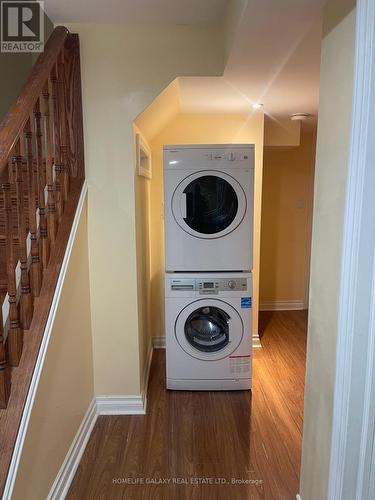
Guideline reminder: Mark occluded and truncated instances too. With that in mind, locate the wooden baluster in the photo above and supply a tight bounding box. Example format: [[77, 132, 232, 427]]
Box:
[[25, 117, 42, 297], [42, 80, 57, 244], [0, 189, 10, 407], [2, 175, 23, 365], [58, 48, 70, 199], [51, 64, 64, 220], [33, 99, 50, 268], [14, 139, 33, 330], [0, 303, 10, 408]]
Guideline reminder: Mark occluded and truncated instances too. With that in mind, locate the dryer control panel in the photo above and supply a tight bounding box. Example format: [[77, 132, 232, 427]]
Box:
[[170, 277, 248, 295], [163, 144, 255, 171]]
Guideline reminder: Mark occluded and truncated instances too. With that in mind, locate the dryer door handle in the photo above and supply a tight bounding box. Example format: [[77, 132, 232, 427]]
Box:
[[181, 192, 187, 219]]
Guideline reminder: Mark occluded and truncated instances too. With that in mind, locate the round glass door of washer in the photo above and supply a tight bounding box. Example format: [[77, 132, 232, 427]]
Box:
[[175, 299, 244, 361]]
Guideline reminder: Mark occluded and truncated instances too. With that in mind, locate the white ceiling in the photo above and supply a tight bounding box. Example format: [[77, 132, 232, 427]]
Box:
[[46, 0, 325, 119], [179, 0, 324, 118], [45, 0, 228, 24]]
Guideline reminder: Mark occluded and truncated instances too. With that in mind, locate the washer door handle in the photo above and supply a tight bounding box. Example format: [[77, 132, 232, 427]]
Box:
[[181, 192, 187, 219]]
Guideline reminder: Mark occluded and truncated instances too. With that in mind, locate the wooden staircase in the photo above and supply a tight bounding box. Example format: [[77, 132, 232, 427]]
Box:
[[0, 26, 85, 495]]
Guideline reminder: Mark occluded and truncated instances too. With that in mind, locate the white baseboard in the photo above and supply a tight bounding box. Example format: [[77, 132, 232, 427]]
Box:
[[296, 494, 302, 500], [252, 334, 262, 348], [96, 395, 146, 415], [153, 336, 166, 349], [96, 344, 154, 416], [46, 348, 154, 498], [47, 390, 150, 498], [259, 300, 306, 311], [47, 398, 97, 500]]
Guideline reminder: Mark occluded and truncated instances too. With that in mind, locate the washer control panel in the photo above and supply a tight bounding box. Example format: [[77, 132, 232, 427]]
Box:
[[170, 278, 248, 294], [198, 278, 247, 294]]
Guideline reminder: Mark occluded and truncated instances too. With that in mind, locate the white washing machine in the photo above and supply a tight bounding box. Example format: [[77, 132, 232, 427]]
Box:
[[165, 272, 252, 391], [164, 144, 254, 272]]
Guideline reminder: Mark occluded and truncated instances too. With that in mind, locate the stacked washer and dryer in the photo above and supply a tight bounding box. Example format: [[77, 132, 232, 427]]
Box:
[[164, 144, 254, 391]]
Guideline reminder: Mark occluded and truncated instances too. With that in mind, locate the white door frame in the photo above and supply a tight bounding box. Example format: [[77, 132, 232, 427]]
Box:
[[328, 0, 375, 499]]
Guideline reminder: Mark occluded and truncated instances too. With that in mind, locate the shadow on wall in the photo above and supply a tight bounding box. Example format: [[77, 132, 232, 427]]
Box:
[[258, 311, 273, 339], [260, 166, 282, 302], [150, 271, 165, 340]]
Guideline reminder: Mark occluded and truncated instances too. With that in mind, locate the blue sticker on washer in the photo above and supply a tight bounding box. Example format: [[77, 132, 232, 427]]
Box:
[[241, 297, 252, 308]]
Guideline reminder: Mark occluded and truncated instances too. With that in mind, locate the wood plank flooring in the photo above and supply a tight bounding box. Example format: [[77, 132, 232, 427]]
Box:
[[67, 310, 307, 500]]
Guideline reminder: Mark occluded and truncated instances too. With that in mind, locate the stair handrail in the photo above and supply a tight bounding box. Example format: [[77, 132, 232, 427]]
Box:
[[0, 23, 85, 497]]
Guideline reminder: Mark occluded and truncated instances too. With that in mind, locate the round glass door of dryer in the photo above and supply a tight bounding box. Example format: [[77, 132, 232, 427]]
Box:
[[172, 171, 247, 239], [175, 299, 244, 361]]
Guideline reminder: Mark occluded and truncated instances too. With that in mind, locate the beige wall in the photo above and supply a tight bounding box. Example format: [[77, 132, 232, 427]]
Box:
[[300, 1, 356, 499], [65, 23, 225, 395], [260, 130, 316, 307], [135, 80, 181, 143], [264, 118, 301, 148], [12, 195, 94, 500], [148, 112, 264, 340]]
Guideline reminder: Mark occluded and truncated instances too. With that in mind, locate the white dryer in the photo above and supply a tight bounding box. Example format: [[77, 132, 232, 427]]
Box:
[[165, 272, 252, 391], [164, 144, 254, 272]]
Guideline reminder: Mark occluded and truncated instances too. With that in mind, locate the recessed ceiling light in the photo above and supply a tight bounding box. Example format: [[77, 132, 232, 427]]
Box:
[[252, 103, 263, 110], [290, 113, 312, 121]]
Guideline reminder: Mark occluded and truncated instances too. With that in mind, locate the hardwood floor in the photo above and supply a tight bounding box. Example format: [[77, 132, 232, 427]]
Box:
[[67, 310, 307, 500]]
